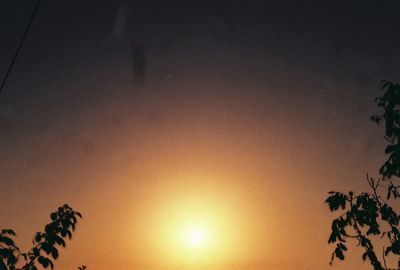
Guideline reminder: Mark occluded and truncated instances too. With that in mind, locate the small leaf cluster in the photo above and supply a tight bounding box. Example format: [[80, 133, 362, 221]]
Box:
[[0, 230, 19, 270], [326, 179, 400, 270], [371, 81, 400, 179], [0, 204, 82, 270]]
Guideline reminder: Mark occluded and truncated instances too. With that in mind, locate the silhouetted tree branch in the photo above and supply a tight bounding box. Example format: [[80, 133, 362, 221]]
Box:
[[0, 204, 82, 270], [327, 81, 400, 270]]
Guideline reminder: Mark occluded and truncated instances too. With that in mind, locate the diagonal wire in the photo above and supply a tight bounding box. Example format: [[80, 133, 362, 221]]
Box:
[[0, 0, 40, 96]]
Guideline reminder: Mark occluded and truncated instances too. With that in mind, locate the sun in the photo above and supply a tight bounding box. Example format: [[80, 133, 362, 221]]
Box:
[[185, 228, 205, 247], [133, 182, 245, 265]]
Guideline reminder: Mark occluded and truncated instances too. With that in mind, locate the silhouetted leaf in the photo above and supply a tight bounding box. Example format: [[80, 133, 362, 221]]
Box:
[[0, 236, 14, 246], [66, 230, 72, 239], [339, 243, 347, 251], [50, 213, 57, 221], [50, 247, 58, 260], [55, 237, 65, 247], [334, 245, 345, 260], [1, 230, 16, 236], [34, 232, 41, 243]]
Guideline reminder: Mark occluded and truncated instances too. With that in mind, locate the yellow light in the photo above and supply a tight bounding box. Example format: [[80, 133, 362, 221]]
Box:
[[125, 174, 272, 268], [184, 228, 205, 247]]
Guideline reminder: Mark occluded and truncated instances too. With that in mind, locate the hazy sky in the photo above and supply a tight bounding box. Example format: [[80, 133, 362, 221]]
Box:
[[1, 1, 400, 270]]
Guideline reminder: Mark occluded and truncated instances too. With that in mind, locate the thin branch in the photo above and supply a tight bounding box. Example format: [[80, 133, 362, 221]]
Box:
[[382, 246, 389, 270], [0, 0, 40, 96]]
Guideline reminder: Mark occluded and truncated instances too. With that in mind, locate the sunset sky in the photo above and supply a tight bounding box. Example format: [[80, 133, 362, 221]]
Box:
[[1, 1, 400, 270]]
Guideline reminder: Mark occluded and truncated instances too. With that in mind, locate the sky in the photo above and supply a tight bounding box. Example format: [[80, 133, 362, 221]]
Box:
[[1, 0, 400, 269]]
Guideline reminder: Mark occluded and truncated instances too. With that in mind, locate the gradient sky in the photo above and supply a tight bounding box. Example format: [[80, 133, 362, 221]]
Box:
[[1, 1, 400, 270]]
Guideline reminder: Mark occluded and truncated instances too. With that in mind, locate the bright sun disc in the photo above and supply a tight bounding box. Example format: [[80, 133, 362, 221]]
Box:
[[185, 229, 205, 247]]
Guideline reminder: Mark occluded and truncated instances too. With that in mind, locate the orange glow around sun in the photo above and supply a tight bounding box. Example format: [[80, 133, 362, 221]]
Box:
[[124, 172, 275, 269]]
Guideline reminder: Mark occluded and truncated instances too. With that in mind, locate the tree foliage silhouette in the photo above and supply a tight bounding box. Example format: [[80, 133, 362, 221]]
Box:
[[0, 204, 82, 270], [326, 81, 400, 270]]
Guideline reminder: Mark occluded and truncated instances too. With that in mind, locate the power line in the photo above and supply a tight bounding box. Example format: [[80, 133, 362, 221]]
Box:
[[0, 0, 40, 96]]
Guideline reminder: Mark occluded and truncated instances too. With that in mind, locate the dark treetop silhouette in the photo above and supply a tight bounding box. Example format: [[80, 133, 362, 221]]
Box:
[[327, 81, 400, 270], [0, 204, 82, 270]]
